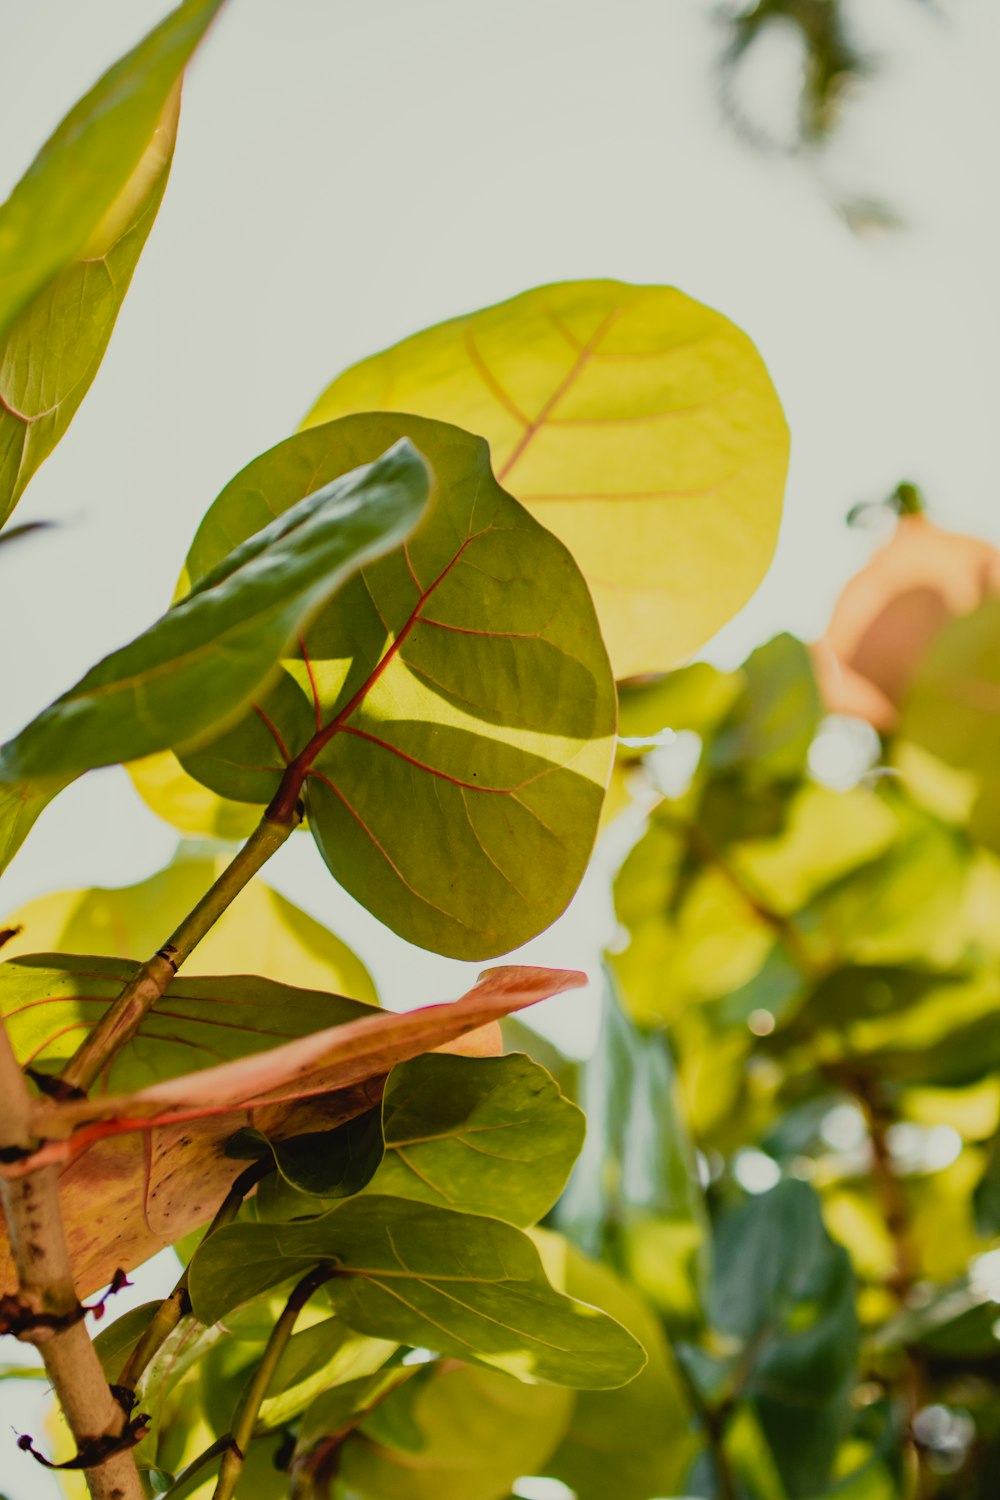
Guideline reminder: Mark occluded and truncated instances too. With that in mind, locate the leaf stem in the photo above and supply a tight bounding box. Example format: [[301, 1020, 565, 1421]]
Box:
[[0, 1022, 144, 1500], [118, 1158, 272, 1395], [62, 810, 300, 1093], [211, 1263, 339, 1500]]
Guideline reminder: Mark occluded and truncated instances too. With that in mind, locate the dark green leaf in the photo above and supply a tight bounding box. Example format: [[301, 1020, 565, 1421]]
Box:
[[0, 440, 430, 873], [368, 1051, 584, 1225], [710, 1180, 859, 1499], [188, 1195, 646, 1388]]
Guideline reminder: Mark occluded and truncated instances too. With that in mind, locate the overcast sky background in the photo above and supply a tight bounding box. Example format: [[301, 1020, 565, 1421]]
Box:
[[1, 1, 999, 1492]]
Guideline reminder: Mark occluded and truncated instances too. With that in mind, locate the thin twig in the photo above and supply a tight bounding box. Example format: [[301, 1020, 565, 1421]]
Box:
[[62, 811, 299, 1093], [212, 1263, 340, 1500]]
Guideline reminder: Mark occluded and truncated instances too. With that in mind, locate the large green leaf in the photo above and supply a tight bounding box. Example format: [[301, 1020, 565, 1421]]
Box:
[[339, 1363, 573, 1500], [0, 853, 376, 1001], [179, 413, 616, 958], [0, 89, 180, 521], [187, 1194, 646, 1388], [367, 1051, 584, 1225], [0, 0, 222, 342], [0, 439, 430, 872], [304, 280, 789, 678], [709, 1180, 859, 1499]]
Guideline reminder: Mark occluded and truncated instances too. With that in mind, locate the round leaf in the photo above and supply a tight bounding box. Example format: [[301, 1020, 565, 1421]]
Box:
[[305, 280, 789, 678]]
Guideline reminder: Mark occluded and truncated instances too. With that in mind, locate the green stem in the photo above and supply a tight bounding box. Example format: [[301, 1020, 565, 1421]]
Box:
[[62, 811, 299, 1093], [118, 1158, 273, 1395], [212, 1264, 339, 1500], [159, 1436, 238, 1500]]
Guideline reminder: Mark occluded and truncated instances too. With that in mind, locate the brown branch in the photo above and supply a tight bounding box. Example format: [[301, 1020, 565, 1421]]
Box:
[[0, 1022, 144, 1500]]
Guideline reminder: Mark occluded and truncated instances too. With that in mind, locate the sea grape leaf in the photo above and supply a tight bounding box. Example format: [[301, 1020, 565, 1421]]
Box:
[[187, 1194, 646, 1389], [0, 0, 224, 344], [543, 1241, 696, 1500], [0, 961, 580, 1296], [0, 440, 431, 873], [339, 1362, 573, 1500], [367, 1051, 585, 1225], [179, 412, 616, 959], [303, 280, 789, 679], [709, 1180, 859, 1499], [0, 88, 181, 520], [0, 854, 377, 1002]]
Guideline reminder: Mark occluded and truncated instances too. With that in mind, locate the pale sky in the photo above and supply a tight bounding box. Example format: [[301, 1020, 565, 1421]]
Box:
[[1, 2, 998, 1492]]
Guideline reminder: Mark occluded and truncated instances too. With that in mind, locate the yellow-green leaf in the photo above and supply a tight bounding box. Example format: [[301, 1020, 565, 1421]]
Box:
[[305, 280, 789, 677]]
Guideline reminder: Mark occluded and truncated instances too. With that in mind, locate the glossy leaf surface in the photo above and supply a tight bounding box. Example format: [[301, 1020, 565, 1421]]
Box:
[[0, 440, 430, 873], [305, 279, 789, 678], [188, 1194, 646, 1388], [368, 1051, 584, 1224], [180, 413, 616, 958]]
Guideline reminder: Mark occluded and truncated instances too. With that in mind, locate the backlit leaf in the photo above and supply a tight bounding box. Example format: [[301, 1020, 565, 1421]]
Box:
[[304, 279, 789, 678], [0, 854, 377, 1001], [179, 412, 616, 958], [0, 0, 224, 343], [339, 1362, 573, 1500], [188, 1194, 646, 1388], [543, 1240, 695, 1500], [0, 89, 180, 520]]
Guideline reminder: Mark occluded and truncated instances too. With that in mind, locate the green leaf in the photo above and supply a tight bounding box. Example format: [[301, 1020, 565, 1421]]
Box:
[[231, 1111, 384, 1200], [0, 0, 224, 341], [258, 1317, 396, 1431], [179, 412, 616, 959], [304, 279, 789, 679], [0, 90, 180, 521], [339, 1363, 573, 1500], [0, 440, 431, 873], [188, 1194, 646, 1389], [542, 1241, 695, 1500], [709, 1180, 859, 1500], [0, 853, 376, 1002], [368, 1051, 585, 1225]]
